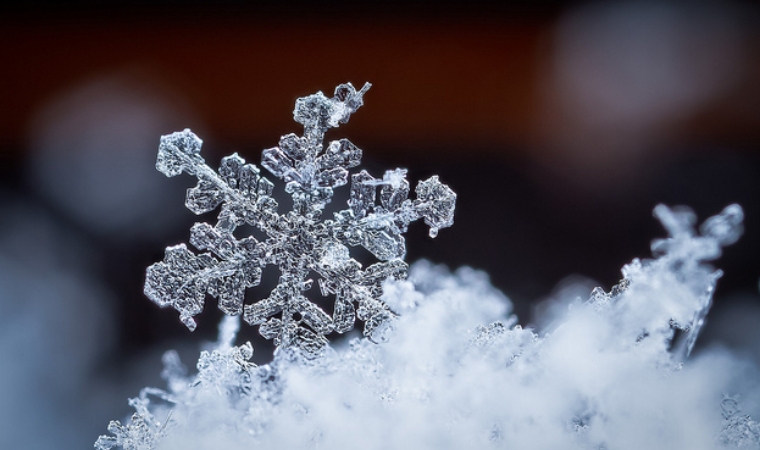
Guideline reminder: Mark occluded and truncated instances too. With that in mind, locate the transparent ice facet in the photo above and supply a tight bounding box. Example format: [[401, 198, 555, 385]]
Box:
[[145, 83, 456, 358]]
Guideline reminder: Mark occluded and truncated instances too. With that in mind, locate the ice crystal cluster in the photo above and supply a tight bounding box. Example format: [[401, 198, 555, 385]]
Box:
[[144, 82, 456, 357], [99, 85, 760, 450]]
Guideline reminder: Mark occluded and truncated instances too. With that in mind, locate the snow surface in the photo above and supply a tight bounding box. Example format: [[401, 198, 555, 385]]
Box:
[[98, 204, 760, 449]]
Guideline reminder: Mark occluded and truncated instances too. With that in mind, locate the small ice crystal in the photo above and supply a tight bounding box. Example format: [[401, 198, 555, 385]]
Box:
[[145, 83, 456, 358], [95, 386, 176, 450], [719, 396, 760, 448], [94, 414, 161, 450], [588, 204, 744, 360]]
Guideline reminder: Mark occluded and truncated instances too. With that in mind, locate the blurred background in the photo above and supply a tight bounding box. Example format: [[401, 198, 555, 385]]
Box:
[[1, 0, 759, 448]]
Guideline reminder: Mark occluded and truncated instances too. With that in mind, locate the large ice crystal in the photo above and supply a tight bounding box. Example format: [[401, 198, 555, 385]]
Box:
[[144, 83, 456, 357], [100, 203, 757, 450]]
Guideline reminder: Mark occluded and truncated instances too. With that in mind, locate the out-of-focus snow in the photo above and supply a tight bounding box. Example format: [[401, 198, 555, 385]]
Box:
[[0, 199, 116, 450], [27, 74, 197, 240]]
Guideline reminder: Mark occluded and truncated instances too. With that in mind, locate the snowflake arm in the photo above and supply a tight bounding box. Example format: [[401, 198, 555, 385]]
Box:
[[146, 137, 277, 330]]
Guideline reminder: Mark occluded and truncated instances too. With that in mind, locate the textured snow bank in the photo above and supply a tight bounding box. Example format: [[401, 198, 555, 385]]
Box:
[[99, 204, 760, 450]]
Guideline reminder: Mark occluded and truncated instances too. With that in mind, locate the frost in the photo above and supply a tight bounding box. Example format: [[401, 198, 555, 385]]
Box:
[[94, 385, 175, 450], [144, 83, 456, 357], [719, 396, 760, 448]]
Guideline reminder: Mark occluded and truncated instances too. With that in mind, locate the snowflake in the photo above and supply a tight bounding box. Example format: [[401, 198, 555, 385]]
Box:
[[144, 82, 456, 358]]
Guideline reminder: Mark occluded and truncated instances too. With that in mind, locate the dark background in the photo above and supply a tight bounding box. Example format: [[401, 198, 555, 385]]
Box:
[[1, 1, 759, 448]]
